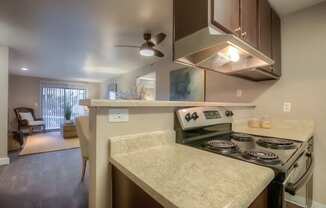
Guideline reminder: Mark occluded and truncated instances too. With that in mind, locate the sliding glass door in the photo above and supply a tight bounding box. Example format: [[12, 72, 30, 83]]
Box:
[[41, 87, 87, 130]]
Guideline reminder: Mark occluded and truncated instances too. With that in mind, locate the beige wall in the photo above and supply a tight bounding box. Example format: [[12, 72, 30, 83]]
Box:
[[8, 74, 101, 131], [205, 71, 275, 103], [254, 3, 326, 204], [0, 47, 9, 163]]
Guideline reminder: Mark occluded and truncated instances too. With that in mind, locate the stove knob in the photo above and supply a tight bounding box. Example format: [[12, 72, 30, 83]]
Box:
[[225, 110, 234, 117], [191, 112, 199, 120], [185, 113, 191, 122]]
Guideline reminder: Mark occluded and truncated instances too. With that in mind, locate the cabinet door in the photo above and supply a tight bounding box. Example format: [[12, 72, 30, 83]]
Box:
[[271, 9, 282, 76], [211, 0, 240, 35], [174, 0, 209, 41], [240, 0, 258, 48], [258, 0, 272, 57], [113, 167, 163, 208], [248, 188, 268, 208]]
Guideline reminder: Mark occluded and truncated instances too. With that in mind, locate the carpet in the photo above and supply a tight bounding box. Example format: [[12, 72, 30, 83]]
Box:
[[19, 131, 80, 156]]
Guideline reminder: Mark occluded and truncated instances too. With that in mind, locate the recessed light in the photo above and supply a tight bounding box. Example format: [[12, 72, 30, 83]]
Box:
[[21, 67, 29, 71]]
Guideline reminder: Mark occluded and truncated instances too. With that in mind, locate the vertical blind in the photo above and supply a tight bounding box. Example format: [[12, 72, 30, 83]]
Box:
[[41, 87, 87, 130]]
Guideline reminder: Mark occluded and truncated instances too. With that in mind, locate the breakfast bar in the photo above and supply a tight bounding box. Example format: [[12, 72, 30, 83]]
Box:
[[81, 99, 267, 208]]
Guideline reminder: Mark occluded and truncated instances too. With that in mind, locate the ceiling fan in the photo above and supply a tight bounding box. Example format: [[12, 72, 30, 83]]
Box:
[[115, 33, 167, 58]]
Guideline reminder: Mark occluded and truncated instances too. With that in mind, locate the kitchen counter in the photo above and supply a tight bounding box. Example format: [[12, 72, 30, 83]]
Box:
[[109, 131, 275, 208], [80, 99, 256, 108], [233, 119, 314, 142]]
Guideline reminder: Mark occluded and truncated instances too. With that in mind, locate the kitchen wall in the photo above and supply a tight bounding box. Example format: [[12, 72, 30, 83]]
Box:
[[0, 47, 9, 165], [8, 74, 101, 131], [253, 3, 326, 205], [100, 2, 326, 204], [205, 71, 275, 103]]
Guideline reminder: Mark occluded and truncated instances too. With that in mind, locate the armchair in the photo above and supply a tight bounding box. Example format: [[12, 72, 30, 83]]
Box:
[[14, 107, 45, 135]]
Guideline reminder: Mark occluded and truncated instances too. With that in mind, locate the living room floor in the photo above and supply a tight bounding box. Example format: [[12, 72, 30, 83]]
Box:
[[0, 149, 88, 208]]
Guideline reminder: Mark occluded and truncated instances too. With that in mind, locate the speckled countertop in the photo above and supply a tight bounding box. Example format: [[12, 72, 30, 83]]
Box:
[[233, 119, 314, 142], [109, 131, 275, 208]]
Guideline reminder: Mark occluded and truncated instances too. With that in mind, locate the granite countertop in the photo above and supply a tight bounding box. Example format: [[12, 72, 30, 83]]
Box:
[[80, 99, 256, 108], [109, 131, 274, 208], [233, 119, 315, 142]]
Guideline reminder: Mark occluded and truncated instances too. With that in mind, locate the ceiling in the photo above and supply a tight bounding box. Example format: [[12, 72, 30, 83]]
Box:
[[0, 0, 324, 82], [0, 0, 173, 82], [269, 0, 326, 16]]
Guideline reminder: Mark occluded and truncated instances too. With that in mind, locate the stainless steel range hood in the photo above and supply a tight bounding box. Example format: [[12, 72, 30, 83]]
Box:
[[174, 27, 279, 81]]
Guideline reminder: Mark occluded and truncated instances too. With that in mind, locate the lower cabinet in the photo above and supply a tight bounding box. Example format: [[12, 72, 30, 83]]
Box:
[[249, 188, 268, 208], [112, 166, 268, 208], [112, 166, 163, 208]]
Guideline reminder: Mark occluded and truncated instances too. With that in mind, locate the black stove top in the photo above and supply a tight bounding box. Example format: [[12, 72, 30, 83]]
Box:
[[188, 132, 302, 170]]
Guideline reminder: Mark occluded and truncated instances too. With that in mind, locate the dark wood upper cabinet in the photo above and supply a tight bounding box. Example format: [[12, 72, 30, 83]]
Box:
[[240, 0, 258, 48], [211, 0, 240, 35], [258, 0, 272, 57], [174, 0, 208, 41], [271, 8, 282, 76]]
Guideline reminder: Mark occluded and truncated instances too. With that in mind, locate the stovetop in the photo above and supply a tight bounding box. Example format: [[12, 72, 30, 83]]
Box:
[[175, 107, 305, 173], [185, 132, 303, 170]]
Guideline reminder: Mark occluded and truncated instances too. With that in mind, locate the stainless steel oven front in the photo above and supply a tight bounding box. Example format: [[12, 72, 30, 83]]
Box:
[[284, 138, 314, 208]]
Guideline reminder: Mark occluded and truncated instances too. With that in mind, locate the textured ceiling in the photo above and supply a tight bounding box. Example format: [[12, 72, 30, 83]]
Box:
[[0, 0, 324, 82], [269, 0, 326, 16], [0, 0, 173, 82]]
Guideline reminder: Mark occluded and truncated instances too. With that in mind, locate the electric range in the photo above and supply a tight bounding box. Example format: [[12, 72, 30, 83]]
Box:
[[174, 107, 314, 208]]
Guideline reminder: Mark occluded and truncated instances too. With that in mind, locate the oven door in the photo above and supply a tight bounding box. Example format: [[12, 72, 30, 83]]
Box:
[[285, 149, 314, 208]]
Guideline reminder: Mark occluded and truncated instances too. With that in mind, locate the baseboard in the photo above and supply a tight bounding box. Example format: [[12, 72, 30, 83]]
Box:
[[287, 195, 326, 208], [0, 157, 10, 166]]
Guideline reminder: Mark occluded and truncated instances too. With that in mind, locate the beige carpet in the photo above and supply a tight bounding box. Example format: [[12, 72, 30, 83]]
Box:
[[19, 131, 80, 156]]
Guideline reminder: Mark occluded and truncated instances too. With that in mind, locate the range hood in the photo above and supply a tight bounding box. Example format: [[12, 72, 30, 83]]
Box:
[[174, 27, 279, 81]]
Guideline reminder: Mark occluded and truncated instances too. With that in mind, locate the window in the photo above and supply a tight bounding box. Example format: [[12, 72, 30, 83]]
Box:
[[41, 87, 87, 130]]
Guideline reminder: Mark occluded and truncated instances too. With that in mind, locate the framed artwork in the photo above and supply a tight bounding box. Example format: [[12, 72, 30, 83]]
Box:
[[170, 67, 205, 101]]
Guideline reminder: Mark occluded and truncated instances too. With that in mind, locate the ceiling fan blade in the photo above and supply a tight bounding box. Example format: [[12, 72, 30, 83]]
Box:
[[153, 49, 164, 58], [114, 45, 140, 48], [151, 33, 167, 45]]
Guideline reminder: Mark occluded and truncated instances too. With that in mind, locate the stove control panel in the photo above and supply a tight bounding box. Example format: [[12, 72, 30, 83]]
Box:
[[176, 107, 233, 130]]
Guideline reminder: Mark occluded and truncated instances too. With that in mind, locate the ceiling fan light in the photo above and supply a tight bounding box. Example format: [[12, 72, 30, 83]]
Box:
[[139, 48, 154, 57]]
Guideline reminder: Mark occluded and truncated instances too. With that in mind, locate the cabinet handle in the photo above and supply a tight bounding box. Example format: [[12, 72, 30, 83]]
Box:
[[241, 32, 247, 39]]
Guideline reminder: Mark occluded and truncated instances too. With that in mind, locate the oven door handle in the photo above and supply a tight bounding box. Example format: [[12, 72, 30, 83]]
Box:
[[285, 153, 313, 195]]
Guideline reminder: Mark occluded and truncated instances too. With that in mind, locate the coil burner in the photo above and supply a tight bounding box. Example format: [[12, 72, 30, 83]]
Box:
[[243, 150, 281, 164], [205, 140, 238, 154], [231, 133, 254, 142], [257, 138, 296, 150]]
